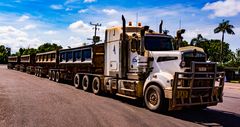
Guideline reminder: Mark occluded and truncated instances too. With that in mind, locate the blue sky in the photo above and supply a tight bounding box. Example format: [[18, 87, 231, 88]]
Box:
[[0, 0, 239, 52]]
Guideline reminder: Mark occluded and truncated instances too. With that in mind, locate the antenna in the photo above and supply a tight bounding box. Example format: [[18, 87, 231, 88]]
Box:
[[179, 18, 182, 29], [136, 12, 138, 26]]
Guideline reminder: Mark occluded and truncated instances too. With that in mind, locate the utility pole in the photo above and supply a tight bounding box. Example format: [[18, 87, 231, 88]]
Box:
[[89, 22, 101, 44]]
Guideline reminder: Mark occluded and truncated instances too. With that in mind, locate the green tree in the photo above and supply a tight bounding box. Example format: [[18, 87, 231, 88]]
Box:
[[180, 40, 189, 47], [225, 48, 240, 67], [22, 48, 37, 55], [37, 43, 62, 53], [207, 39, 232, 63], [0, 45, 8, 63], [214, 20, 235, 63], [190, 34, 208, 46]]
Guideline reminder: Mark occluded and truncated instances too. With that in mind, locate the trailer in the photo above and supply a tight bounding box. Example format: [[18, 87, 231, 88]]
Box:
[[7, 56, 20, 70], [48, 44, 104, 83], [35, 50, 58, 77], [19, 54, 36, 73]]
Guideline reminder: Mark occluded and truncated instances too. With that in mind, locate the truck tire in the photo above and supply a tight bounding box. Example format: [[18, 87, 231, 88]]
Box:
[[35, 69, 38, 76], [56, 71, 61, 83], [92, 77, 101, 95], [48, 71, 52, 80], [36, 69, 38, 77], [52, 71, 56, 81], [39, 69, 42, 77], [74, 74, 81, 88], [144, 85, 164, 112], [82, 75, 90, 91]]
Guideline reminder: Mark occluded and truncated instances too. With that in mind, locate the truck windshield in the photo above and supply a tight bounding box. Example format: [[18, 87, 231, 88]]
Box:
[[144, 36, 173, 51]]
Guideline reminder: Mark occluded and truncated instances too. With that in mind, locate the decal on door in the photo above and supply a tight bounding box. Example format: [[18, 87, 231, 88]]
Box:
[[113, 45, 116, 55]]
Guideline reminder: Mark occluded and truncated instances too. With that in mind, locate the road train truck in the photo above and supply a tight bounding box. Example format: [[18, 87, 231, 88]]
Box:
[[8, 15, 225, 111], [70, 16, 224, 111]]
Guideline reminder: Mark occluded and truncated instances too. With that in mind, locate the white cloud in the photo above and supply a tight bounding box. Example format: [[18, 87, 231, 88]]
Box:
[[17, 15, 29, 22], [84, 0, 96, 3], [78, 9, 88, 13], [65, 0, 78, 4], [202, 0, 240, 18], [68, 20, 91, 32], [65, 8, 72, 11], [102, 9, 118, 15], [50, 4, 64, 10], [22, 24, 36, 30], [0, 26, 28, 37], [44, 30, 57, 35]]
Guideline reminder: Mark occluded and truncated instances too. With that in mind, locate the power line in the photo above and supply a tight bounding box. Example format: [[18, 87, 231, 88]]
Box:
[[88, 22, 101, 44]]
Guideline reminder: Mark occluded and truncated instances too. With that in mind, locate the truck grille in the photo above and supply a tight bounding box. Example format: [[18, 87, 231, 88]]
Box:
[[172, 62, 225, 107]]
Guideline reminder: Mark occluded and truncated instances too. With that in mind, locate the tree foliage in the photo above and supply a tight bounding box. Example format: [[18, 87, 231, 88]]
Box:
[[0, 45, 10, 63], [190, 34, 208, 46], [224, 48, 240, 67], [37, 43, 62, 53], [12, 43, 62, 56], [180, 40, 189, 47], [207, 39, 232, 63]]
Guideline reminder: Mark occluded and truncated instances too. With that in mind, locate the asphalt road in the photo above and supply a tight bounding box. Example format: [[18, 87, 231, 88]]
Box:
[[0, 65, 240, 127]]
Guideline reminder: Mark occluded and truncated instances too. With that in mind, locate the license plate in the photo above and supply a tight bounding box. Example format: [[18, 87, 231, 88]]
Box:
[[198, 67, 207, 71], [176, 91, 188, 98]]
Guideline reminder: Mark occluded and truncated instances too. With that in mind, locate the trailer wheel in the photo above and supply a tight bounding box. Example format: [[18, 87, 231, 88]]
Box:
[[35, 69, 38, 76], [74, 74, 81, 88], [144, 85, 164, 112], [39, 69, 42, 77], [52, 71, 56, 81], [37, 69, 40, 77], [56, 71, 61, 83], [48, 71, 52, 80], [92, 77, 101, 95], [82, 75, 90, 91]]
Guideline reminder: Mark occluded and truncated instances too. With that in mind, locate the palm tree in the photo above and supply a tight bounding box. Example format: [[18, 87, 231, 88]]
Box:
[[214, 20, 235, 63], [190, 34, 207, 46]]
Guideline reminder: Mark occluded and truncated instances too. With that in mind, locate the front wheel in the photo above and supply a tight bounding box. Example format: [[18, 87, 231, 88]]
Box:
[[144, 85, 165, 112]]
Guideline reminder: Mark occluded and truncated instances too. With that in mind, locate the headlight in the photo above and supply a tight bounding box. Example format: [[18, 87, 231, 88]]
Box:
[[180, 61, 186, 68]]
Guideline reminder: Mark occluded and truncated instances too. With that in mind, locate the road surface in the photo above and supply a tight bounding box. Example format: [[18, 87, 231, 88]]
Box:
[[0, 65, 239, 127]]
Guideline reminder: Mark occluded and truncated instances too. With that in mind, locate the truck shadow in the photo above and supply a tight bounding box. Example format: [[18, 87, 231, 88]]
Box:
[[105, 95, 240, 127], [164, 109, 240, 127]]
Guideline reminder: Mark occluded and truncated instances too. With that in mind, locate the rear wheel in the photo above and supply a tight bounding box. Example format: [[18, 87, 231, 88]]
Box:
[[37, 69, 40, 77], [144, 85, 165, 112], [52, 71, 56, 81], [48, 71, 52, 80], [35, 69, 38, 76], [39, 69, 42, 77], [56, 71, 61, 83], [82, 75, 90, 91], [92, 77, 101, 94], [74, 74, 81, 88]]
